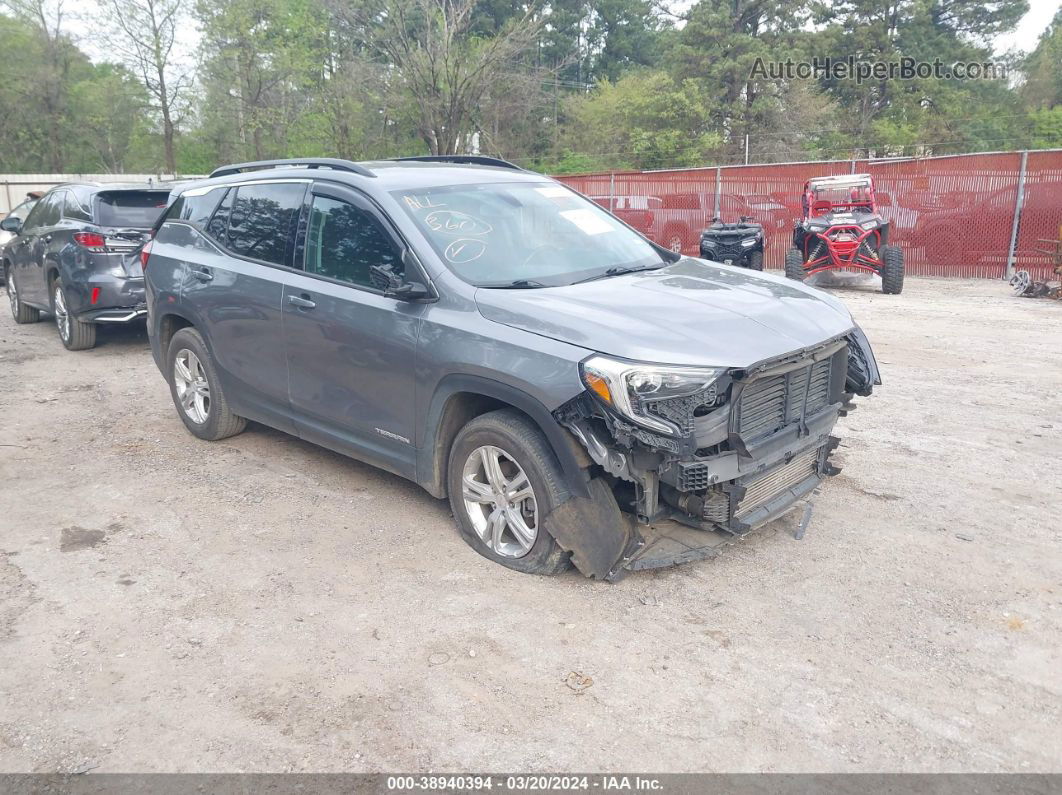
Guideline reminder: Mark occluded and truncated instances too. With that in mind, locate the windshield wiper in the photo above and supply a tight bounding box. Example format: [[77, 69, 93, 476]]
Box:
[[487, 279, 549, 289], [571, 263, 665, 285]]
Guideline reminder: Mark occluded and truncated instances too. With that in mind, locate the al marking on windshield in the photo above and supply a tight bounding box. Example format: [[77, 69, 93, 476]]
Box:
[[403, 194, 447, 210]]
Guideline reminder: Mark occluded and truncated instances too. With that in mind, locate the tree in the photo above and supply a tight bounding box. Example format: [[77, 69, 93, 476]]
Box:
[[670, 0, 813, 162], [811, 0, 1029, 156], [97, 0, 190, 173], [331, 0, 543, 155], [561, 69, 720, 170], [1022, 7, 1062, 109], [1, 0, 75, 169]]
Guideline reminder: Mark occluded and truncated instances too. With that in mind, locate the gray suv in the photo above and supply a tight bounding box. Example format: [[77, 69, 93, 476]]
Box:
[[143, 156, 880, 579], [3, 183, 170, 350]]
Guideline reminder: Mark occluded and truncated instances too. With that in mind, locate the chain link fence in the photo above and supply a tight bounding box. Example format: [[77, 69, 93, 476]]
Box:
[[4, 152, 1059, 279], [555, 150, 1062, 280]]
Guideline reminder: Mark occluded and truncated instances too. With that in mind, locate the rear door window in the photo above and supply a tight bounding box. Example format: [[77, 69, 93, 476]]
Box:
[[35, 192, 63, 228], [95, 191, 170, 228], [225, 182, 306, 267]]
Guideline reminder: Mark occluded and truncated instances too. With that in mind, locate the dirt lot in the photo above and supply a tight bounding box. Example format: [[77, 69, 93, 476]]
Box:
[[0, 276, 1060, 774]]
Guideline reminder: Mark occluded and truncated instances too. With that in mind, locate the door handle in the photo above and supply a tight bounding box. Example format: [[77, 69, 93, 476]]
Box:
[[190, 267, 213, 282], [288, 294, 316, 310]]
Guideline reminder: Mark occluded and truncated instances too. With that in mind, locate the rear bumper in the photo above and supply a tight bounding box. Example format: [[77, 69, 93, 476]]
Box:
[[80, 305, 147, 324], [69, 274, 146, 322]]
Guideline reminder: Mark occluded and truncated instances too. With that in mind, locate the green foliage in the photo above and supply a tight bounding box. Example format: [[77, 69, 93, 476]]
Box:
[[1022, 8, 1062, 109], [562, 70, 721, 170], [0, 0, 1055, 174], [1029, 107, 1062, 148]]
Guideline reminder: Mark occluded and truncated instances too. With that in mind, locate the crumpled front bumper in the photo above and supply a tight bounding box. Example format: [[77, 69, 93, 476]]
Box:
[[553, 329, 879, 580]]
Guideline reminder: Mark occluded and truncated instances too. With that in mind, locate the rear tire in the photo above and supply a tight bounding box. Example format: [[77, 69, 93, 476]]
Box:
[[881, 245, 904, 294], [52, 280, 96, 351], [447, 409, 572, 576], [6, 266, 40, 324], [748, 250, 764, 271], [166, 327, 246, 441], [784, 248, 806, 281]]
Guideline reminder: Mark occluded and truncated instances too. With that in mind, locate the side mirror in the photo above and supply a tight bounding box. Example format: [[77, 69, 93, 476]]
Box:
[[369, 263, 434, 302], [0, 216, 23, 234]]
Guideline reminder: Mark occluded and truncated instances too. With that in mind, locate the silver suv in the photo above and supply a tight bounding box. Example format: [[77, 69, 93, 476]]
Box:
[[143, 156, 880, 579]]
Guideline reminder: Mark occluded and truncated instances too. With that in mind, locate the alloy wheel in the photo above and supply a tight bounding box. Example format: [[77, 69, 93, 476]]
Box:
[[53, 285, 70, 342], [7, 274, 17, 316], [461, 445, 538, 558], [173, 348, 211, 424]]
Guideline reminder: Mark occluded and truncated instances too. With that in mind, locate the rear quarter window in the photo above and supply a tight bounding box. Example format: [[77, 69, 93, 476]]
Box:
[[95, 191, 170, 228], [171, 187, 227, 230]]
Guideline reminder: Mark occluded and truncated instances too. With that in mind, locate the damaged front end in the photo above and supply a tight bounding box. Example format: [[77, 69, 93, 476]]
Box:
[[552, 327, 881, 580]]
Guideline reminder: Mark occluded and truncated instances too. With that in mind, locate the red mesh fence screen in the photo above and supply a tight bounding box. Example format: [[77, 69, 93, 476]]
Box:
[[555, 150, 1062, 280]]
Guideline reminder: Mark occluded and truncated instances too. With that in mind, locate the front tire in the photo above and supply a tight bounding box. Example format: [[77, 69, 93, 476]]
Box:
[[52, 280, 96, 351], [748, 250, 764, 271], [166, 327, 246, 441], [447, 409, 571, 576], [785, 248, 806, 281], [6, 266, 40, 324], [881, 245, 904, 294]]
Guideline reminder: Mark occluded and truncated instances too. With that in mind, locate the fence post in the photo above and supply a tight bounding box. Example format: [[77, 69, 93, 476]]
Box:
[[1006, 150, 1028, 279], [714, 167, 722, 219], [3, 180, 12, 214], [609, 172, 615, 208]]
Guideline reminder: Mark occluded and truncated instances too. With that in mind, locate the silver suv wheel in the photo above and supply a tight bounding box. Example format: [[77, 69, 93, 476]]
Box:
[[460, 444, 538, 558], [53, 284, 70, 342], [7, 276, 17, 315], [173, 348, 211, 424]]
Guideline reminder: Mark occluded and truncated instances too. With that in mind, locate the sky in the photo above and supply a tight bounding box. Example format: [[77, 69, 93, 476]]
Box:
[[995, 0, 1060, 54]]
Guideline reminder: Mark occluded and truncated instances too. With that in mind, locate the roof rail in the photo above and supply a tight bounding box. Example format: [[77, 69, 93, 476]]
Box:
[[209, 158, 376, 179], [394, 155, 523, 171]]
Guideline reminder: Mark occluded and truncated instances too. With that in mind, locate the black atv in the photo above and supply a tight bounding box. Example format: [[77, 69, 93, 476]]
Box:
[[699, 216, 765, 270]]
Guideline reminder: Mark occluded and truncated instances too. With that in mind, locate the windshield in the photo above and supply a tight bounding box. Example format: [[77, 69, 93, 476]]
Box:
[[95, 191, 170, 228], [392, 182, 665, 287]]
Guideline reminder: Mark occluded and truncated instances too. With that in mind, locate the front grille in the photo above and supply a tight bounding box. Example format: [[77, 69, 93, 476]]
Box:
[[734, 447, 821, 520], [736, 357, 834, 444], [704, 244, 746, 260]]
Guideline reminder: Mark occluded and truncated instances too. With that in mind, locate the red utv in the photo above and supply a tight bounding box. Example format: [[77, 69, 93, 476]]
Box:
[[785, 174, 904, 294]]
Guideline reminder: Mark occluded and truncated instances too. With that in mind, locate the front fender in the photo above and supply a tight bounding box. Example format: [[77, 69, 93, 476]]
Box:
[[416, 374, 592, 500]]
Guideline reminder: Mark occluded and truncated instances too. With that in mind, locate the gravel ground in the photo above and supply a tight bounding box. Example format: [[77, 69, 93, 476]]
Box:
[[0, 276, 1059, 774]]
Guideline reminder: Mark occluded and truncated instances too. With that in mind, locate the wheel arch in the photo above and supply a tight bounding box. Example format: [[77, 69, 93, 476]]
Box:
[[417, 375, 591, 501], [156, 311, 196, 357]]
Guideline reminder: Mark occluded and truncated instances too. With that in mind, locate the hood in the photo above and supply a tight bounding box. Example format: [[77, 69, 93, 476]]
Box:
[[474, 258, 855, 368]]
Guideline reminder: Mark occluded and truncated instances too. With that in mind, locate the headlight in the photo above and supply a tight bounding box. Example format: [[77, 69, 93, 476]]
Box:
[[580, 355, 725, 435], [860, 220, 878, 230], [741, 238, 756, 247], [701, 239, 715, 247], [806, 222, 825, 232]]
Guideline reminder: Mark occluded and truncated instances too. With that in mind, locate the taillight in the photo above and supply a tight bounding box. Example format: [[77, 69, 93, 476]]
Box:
[[140, 239, 154, 269], [73, 232, 107, 250]]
